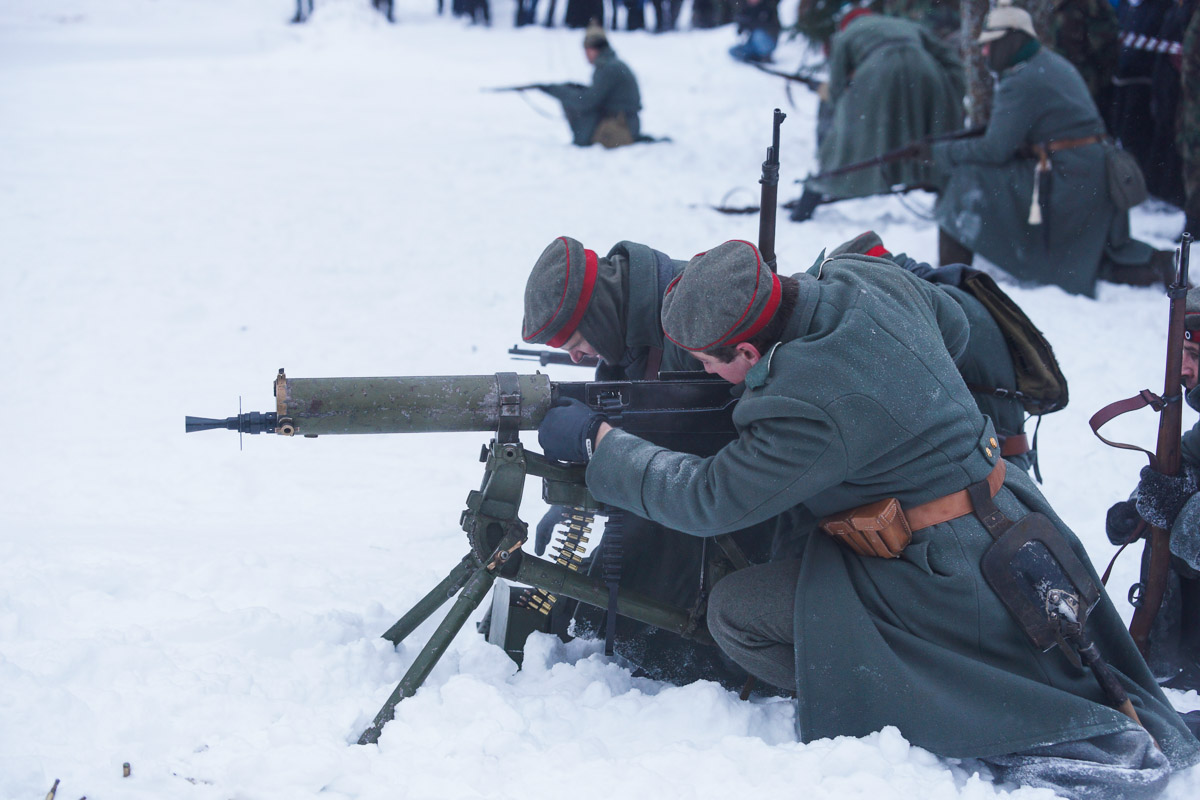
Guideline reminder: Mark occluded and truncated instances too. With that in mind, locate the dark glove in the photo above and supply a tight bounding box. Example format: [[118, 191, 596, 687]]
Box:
[[911, 140, 933, 164], [538, 398, 607, 464], [1105, 499, 1143, 546], [1134, 464, 1200, 530], [535, 505, 570, 556]]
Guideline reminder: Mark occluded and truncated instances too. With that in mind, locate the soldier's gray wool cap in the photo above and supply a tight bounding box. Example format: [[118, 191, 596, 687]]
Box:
[[523, 236, 598, 349], [661, 239, 782, 352], [828, 230, 888, 258], [1186, 287, 1200, 338]]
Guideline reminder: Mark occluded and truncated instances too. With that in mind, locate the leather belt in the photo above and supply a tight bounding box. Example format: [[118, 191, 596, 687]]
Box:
[[905, 460, 1007, 532], [1031, 134, 1105, 169], [1000, 433, 1030, 457], [1042, 134, 1105, 153]]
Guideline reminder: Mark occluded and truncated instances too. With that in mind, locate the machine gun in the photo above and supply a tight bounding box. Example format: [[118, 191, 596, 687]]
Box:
[[188, 369, 739, 744]]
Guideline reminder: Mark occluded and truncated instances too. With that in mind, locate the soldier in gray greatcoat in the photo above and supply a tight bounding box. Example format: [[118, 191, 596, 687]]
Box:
[[788, 9, 965, 222], [521, 237, 774, 688], [537, 25, 642, 149], [932, 2, 1170, 296], [537, 239, 1200, 799]]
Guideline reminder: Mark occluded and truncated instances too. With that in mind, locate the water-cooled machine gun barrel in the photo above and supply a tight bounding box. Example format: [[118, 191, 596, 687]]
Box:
[[187, 368, 738, 744], [186, 369, 736, 450]]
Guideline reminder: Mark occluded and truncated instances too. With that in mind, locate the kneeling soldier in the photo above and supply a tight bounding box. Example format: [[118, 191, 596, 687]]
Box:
[[538, 240, 1199, 799]]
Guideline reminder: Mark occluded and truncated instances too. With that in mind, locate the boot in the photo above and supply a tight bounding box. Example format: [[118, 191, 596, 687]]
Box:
[[937, 228, 974, 267], [786, 189, 825, 223], [1101, 250, 1174, 287]]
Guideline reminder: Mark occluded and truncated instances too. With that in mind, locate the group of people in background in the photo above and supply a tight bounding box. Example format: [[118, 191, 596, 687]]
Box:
[[781, 0, 1195, 299]]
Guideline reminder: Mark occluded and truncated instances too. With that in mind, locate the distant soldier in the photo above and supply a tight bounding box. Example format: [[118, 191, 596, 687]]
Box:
[[1183, 2, 1200, 237], [787, 8, 965, 222], [728, 0, 782, 64], [1048, 0, 1120, 118], [931, 1, 1172, 296], [537, 25, 643, 148]]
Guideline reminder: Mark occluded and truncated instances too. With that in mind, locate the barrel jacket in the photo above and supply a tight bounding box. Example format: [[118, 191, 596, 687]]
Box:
[[587, 254, 1200, 763], [541, 49, 642, 147]]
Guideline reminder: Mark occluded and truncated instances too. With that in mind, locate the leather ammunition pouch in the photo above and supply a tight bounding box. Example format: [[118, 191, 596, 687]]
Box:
[[819, 498, 912, 559], [819, 460, 1007, 558]]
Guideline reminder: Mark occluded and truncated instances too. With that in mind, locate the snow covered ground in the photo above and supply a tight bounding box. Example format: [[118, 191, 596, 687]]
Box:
[[1, 2, 1197, 798]]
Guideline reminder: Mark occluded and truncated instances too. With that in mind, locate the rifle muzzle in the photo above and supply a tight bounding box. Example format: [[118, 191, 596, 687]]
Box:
[[185, 412, 278, 435]]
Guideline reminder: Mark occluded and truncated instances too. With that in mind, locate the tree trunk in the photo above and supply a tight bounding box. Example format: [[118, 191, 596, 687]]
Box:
[[961, 0, 1055, 126]]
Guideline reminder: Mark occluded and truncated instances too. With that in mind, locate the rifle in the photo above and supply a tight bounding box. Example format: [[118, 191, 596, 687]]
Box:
[[1088, 233, 1192, 657], [800, 127, 986, 185], [758, 109, 786, 274], [482, 82, 587, 94], [187, 369, 740, 743], [508, 345, 598, 368], [481, 84, 548, 93], [748, 62, 825, 92]]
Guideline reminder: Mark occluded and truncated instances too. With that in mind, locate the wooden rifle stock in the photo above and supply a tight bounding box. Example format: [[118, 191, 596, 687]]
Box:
[[800, 126, 985, 185], [1129, 233, 1192, 655]]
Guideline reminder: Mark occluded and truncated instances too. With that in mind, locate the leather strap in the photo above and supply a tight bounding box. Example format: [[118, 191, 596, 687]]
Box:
[[1088, 389, 1174, 463], [905, 460, 1007, 532], [1031, 135, 1105, 171], [1000, 433, 1030, 457], [1046, 134, 1105, 153]]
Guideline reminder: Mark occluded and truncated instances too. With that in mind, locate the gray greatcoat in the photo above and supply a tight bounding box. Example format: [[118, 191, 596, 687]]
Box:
[[586, 253, 1199, 763], [807, 14, 965, 199], [540, 48, 642, 147], [932, 45, 1153, 297]]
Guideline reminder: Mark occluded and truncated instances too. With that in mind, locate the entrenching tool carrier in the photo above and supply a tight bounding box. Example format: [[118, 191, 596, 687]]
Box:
[[187, 369, 739, 744]]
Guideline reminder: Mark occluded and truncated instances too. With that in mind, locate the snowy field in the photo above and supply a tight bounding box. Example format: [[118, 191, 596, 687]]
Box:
[[1, 2, 1197, 798]]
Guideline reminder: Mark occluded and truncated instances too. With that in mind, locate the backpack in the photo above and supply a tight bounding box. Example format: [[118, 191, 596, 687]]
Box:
[[961, 269, 1070, 416]]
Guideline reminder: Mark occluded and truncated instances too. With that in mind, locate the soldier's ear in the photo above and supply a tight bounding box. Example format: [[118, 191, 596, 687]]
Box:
[[736, 343, 762, 365]]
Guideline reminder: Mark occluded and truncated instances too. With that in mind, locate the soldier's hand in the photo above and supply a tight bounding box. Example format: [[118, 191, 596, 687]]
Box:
[[538, 398, 607, 464], [816, 81, 830, 103], [1134, 464, 1200, 530], [1105, 499, 1143, 545], [911, 140, 934, 165], [535, 505, 569, 556]]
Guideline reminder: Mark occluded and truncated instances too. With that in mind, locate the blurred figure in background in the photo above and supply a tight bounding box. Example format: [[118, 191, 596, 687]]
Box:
[[729, 0, 781, 63]]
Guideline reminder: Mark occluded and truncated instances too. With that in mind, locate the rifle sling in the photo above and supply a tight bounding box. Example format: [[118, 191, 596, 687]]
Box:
[[1088, 389, 1178, 463]]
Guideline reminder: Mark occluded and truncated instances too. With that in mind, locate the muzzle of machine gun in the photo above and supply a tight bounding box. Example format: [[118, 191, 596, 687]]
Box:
[[185, 411, 279, 435]]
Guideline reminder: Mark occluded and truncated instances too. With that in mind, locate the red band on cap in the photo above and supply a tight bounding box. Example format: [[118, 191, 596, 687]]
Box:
[[865, 245, 890, 258], [546, 248, 598, 348], [839, 8, 872, 31], [664, 240, 781, 352]]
